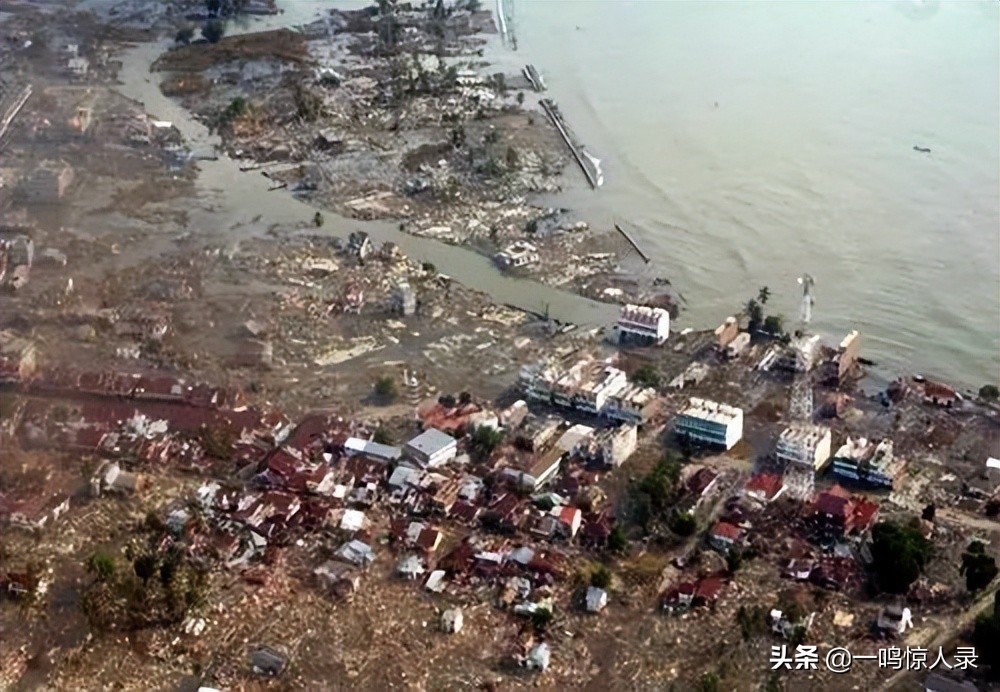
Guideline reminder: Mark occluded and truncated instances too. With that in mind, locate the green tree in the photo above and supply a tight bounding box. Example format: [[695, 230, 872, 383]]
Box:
[[638, 455, 681, 511], [590, 564, 612, 589], [763, 314, 784, 335], [468, 425, 504, 462], [313, 211, 324, 227], [870, 520, 933, 594], [201, 19, 226, 44], [757, 286, 771, 305], [531, 606, 553, 632], [979, 384, 999, 402], [961, 541, 999, 592], [450, 124, 466, 149], [516, 91, 525, 106], [133, 554, 158, 584], [374, 375, 397, 400], [695, 672, 720, 692], [607, 525, 628, 553], [973, 596, 1000, 680], [744, 299, 763, 331], [669, 511, 696, 537], [372, 428, 394, 445], [205, 0, 221, 14], [86, 552, 115, 582], [421, 261, 436, 273], [632, 364, 660, 388]]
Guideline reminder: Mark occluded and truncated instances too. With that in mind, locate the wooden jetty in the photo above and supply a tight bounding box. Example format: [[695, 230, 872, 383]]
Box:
[[540, 99, 599, 190], [614, 223, 651, 263]]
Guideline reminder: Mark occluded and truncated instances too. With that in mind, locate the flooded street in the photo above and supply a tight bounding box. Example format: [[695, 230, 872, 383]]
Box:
[[113, 32, 619, 330]]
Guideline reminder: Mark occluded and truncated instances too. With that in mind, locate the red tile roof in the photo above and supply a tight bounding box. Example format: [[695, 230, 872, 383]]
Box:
[[744, 473, 784, 500], [711, 521, 742, 541]]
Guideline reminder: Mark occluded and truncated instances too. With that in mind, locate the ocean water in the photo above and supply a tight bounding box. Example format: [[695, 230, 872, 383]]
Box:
[[506, 0, 999, 389]]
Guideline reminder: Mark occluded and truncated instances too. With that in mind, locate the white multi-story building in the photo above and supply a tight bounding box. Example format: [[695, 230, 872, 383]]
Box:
[[573, 365, 627, 414], [616, 304, 670, 346], [775, 423, 832, 470], [674, 398, 744, 450], [519, 356, 659, 424], [603, 384, 658, 425]]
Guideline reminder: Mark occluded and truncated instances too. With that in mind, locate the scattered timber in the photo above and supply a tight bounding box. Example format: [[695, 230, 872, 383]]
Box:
[[540, 99, 600, 190], [614, 223, 651, 263], [0, 85, 32, 145]]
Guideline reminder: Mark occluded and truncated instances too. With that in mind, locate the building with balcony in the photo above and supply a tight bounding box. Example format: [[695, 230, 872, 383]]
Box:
[[776, 423, 833, 471], [674, 398, 743, 450], [615, 304, 670, 347], [829, 437, 904, 490]]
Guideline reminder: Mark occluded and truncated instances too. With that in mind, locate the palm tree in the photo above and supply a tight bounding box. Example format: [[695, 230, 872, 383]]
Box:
[[757, 286, 771, 305]]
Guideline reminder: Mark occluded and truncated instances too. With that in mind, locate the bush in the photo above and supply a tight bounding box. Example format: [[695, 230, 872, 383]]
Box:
[[530, 607, 553, 632], [421, 261, 436, 273], [980, 384, 999, 401], [637, 455, 681, 511], [870, 520, 933, 594], [590, 564, 612, 590], [632, 364, 660, 388], [736, 605, 767, 641], [468, 425, 504, 462], [669, 511, 696, 537], [607, 525, 628, 553], [373, 376, 396, 400], [202, 19, 226, 43], [962, 541, 999, 592], [763, 314, 784, 335], [86, 552, 115, 582], [175, 25, 195, 44]]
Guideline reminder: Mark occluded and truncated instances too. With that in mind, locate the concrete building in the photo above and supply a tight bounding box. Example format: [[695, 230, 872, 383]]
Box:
[[837, 330, 861, 381], [599, 424, 637, 467], [674, 398, 744, 450], [603, 384, 658, 425], [776, 423, 833, 471], [714, 316, 739, 349], [67, 57, 89, 78], [403, 428, 457, 468], [20, 162, 74, 203], [829, 437, 904, 490], [519, 356, 659, 424], [502, 447, 564, 490], [615, 304, 670, 347]]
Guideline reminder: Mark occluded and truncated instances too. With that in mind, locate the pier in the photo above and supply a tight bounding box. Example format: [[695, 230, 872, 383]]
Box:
[[540, 99, 601, 190], [523, 65, 546, 92], [614, 223, 651, 263]]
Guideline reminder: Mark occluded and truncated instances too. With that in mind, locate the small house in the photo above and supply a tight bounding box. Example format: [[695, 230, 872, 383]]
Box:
[[585, 586, 608, 613]]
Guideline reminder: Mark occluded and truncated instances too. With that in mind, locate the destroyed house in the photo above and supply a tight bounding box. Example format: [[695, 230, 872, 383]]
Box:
[[922, 381, 959, 408], [661, 574, 725, 612], [685, 467, 719, 500], [809, 486, 879, 539], [744, 473, 785, 503]]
